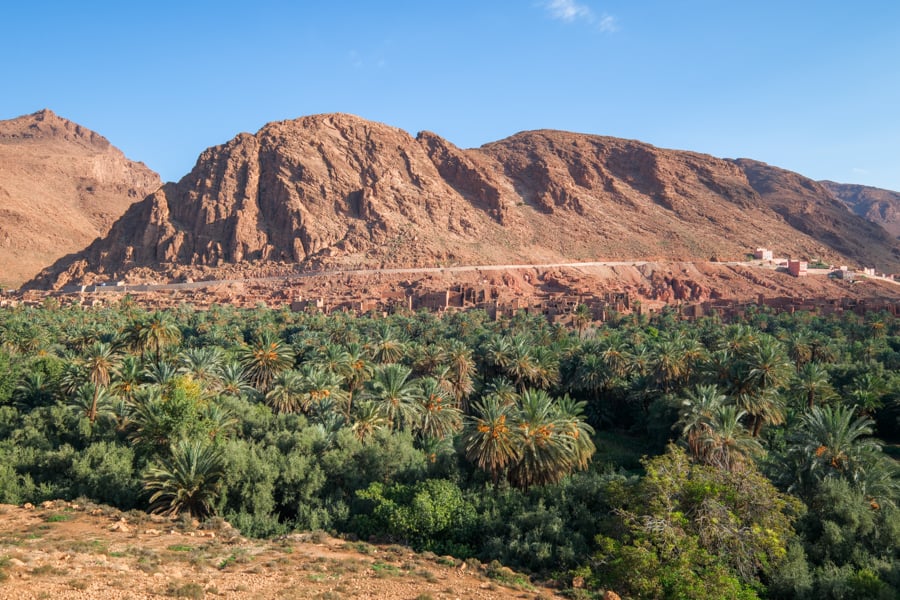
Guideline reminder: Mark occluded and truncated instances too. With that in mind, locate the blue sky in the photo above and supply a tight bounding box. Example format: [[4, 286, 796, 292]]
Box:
[[3, 1, 898, 191]]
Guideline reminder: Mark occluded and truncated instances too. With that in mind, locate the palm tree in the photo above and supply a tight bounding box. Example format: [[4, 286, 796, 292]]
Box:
[[553, 393, 596, 471], [367, 323, 407, 364], [83, 341, 121, 423], [13, 371, 56, 408], [68, 382, 116, 424], [411, 343, 446, 377], [482, 377, 519, 406], [700, 405, 763, 473], [240, 331, 295, 392], [349, 400, 390, 441], [217, 362, 254, 399], [201, 403, 238, 442], [137, 311, 182, 360], [143, 439, 225, 519], [734, 337, 791, 436], [572, 304, 593, 338], [111, 355, 142, 403], [503, 336, 547, 392], [297, 364, 347, 416], [675, 384, 726, 462], [507, 389, 576, 490], [127, 388, 174, 452], [599, 334, 633, 380], [482, 334, 514, 378], [574, 351, 610, 403], [415, 377, 463, 440], [443, 340, 476, 412], [650, 338, 688, 393], [264, 370, 305, 415], [310, 343, 353, 378], [463, 395, 521, 486], [847, 372, 887, 416], [529, 346, 560, 391], [363, 363, 422, 430], [143, 360, 179, 386], [733, 389, 785, 438], [789, 362, 835, 410], [785, 331, 813, 369], [343, 342, 373, 413], [178, 347, 224, 386], [785, 405, 884, 494]]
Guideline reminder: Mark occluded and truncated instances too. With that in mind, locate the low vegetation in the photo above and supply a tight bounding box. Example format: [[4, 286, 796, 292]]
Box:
[[0, 299, 898, 598]]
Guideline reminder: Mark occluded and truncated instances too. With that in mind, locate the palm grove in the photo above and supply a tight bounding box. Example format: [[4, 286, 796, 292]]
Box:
[[0, 298, 898, 599]]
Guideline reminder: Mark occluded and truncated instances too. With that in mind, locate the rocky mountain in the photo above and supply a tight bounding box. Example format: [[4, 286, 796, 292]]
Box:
[[0, 109, 160, 286], [820, 180, 900, 238], [26, 113, 900, 289]]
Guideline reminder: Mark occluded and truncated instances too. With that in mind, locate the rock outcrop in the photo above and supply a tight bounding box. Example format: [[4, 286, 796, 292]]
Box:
[[0, 109, 160, 286], [821, 180, 900, 238], [25, 113, 900, 289]]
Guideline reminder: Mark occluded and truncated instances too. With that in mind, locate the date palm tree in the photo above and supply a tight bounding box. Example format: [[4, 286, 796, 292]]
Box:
[[83, 341, 121, 423], [700, 405, 763, 473], [297, 364, 347, 416], [137, 311, 182, 360], [734, 336, 791, 436], [343, 343, 374, 416], [507, 389, 577, 490], [68, 382, 116, 424], [178, 347, 224, 387], [264, 370, 305, 415], [784, 405, 884, 496], [350, 400, 390, 441], [676, 384, 727, 462], [217, 362, 254, 399], [367, 323, 408, 364], [240, 331, 295, 393], [111, 355, 142, 404], [143, 360, 179, 386], [789, 362, 835, 410], [415, 377, 463, 440], [13, 371, 56, 408], [650, 338, 687, 394], [553, 393, 596, 471], [443, 340, 476, 412], [364, 363, 422, 430], [143, 439, 225, 519], [463, 395, 521, 486]]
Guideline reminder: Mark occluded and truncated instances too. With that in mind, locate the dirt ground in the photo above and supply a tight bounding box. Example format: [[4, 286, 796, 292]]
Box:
[[0, 501, 567, 600]]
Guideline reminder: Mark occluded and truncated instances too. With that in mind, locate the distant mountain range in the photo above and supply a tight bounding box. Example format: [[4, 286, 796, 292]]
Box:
[[2, 110, 898, 290]]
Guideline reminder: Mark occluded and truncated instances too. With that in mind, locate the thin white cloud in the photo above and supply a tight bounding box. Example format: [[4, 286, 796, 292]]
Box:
[[544, 0, 593, 23], [347, 49, 387, 70], [852, 167, 870, 175], [543, 1, 619, 32], [597, 14, 619, 32]]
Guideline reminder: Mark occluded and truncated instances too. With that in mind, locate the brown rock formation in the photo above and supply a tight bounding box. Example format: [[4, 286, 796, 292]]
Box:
[[0, 109, 160, 286], [821, 180, 900, 238], [25, 114, 900, 289], [736, 160, 900, 269]]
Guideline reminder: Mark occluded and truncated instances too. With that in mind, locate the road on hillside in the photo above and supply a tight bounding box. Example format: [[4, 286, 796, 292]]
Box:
[[70, 258, 897, 294]]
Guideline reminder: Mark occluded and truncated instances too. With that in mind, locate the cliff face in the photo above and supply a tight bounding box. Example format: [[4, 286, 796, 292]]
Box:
[[25, 114, 900, 289], [0, 109, 160, 286], [735, 160, 900, 269], [821, 180, 900, 239]]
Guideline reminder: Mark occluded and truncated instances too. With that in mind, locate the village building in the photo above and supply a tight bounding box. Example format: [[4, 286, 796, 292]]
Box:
[[787, 260, 808, 277], [754, 247, 773, 261]]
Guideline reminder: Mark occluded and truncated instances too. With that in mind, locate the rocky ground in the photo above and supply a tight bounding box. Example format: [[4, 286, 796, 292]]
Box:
[[0, 501, 569, 600]]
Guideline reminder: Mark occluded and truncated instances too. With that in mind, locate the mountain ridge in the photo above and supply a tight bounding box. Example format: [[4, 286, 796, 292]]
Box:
[[13, 112, 900, 290], [0, 109, 161, 286]]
